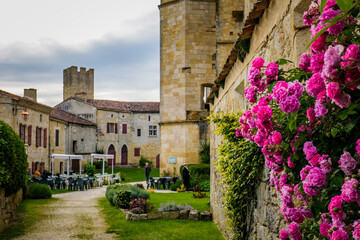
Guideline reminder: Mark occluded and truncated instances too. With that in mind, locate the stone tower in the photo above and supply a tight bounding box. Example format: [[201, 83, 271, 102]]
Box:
[[159, 0, 217, 174], [63, 66, 94, 101]]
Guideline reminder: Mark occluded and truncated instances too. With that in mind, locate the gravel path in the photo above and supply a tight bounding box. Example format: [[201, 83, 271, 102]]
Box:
[[14, 187, 115, 240]]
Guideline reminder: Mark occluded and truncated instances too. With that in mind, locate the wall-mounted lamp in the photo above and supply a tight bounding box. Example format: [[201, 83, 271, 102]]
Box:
[[22, 109, 29, 121]]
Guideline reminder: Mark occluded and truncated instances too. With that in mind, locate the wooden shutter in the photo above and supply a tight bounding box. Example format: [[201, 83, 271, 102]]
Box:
[[115, 123, 118, 134], [19, 123, 22, 138], [107, 123, 110, 133], [43, 128, 47, 148], [32, 162, 35, 174], [36, 127, 39, 147], [122, 124, 127, 134], [134, 148, 140, 157], [28, 125, 32, 146]]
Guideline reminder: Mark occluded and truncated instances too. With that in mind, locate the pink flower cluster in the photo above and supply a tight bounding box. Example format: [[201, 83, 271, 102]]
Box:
[[338, 151, 358, 176], [273, 81, 304, 113]]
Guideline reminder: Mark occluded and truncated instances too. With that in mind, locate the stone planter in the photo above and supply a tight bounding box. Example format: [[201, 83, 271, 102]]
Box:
[[131, 214, 147, 221], [189, 210, 199, 220], [200, 211, 212, 221], [179, 209, 190, 219], [147, 211, 163, 220], [162, 211, 180, 219]]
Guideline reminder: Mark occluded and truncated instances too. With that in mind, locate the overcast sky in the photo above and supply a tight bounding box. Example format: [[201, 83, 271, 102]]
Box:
[[0, 0, 160, 106]]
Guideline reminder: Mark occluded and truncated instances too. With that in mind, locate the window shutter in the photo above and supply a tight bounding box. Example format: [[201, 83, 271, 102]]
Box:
[[28, 125, 32, 146], [107, 123, 110, 133], [32, 162, 35, 174], [19, 123, 22, 138], [115, 123, 118, 134], [134, 148, 140, 156], [36, 127, 39, 147], [122, 124, 127, 134], [43, 128, 47, 148]]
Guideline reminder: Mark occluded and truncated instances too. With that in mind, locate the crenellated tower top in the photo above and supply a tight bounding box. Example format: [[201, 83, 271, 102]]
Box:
[[63, 66, 94, 101]]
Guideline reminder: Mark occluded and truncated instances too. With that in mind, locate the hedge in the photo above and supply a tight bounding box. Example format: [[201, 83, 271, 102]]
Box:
[[0, 120, 28, 196]]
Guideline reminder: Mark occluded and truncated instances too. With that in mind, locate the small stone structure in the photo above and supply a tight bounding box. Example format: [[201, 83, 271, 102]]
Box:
[[0, 188, 23, 233], [123, 209, 212, 221]]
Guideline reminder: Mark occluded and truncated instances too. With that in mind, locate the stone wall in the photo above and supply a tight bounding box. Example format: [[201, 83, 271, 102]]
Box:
[[63, 66, 94, 101], [210, 0, 311, 239], [0, 188, 23, 234]]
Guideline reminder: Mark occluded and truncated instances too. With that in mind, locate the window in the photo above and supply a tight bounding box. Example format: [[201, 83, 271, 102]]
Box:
[[40, 114, 42, 122], [137, 129, 141, 137], [72, 141, 77, 154], [134, 148, 141, 157], [36, 127, 42, 147], [106, 122, 118, 133], [149, 125, 157, 136], [148, 115, 151, 121], [55, 129, 59, 147], [122, 124, 127, 134], [19, 123, 25, 142]]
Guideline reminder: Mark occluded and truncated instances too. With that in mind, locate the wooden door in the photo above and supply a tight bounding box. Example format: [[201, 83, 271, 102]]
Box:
[[156, 154, 160, 168], [121, 145, 128, 165], [72, 159, 79, 173], [108, 150, 116, 166]]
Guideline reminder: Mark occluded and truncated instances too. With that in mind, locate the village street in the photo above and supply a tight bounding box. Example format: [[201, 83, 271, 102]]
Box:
[[14, 188, 115, 240]]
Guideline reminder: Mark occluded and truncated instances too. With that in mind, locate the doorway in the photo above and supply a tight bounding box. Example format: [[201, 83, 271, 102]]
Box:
[[121, 145, 128, 165], [108, 144, 116, 167]]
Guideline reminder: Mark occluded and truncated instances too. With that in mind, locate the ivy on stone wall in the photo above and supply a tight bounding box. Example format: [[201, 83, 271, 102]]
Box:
[[210, 112, 264, 239], [0, 120, 28, 196]]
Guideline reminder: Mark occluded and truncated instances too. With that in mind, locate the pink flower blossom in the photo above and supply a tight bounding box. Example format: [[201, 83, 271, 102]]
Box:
[[303, 2, 320, 26], [311, 33, 327, 53], [288, 81, 304, 99], [322, 45, 344, 80], [245, 86, 257, 103], [319, 155, 332, 173], [310, 52, 325, 73], [338, 151, 357, 175], [341, 44, 360, 68], [287, 157, 296, 168], [331, 228, 349, 240], [356, 139, 360, 156], [310, 154, 320, 166], [248, 67, 262, 87], [353, 220, 360, 240], [252, 57, 265, 68], [290, 231, 303, 240], [328, 195, 343, 213], [257, 106, 273, 122], [303, 182, 320, 196], [280, 174, 287, 185], [265, 62, 279, 77], [273, 81, 289, 102], [323, 0, 337, 11], [272, 132, 282, 145], [289, 222, 299, 234], [279, 96, 300, 114], [306, 73, 326, 98], [327, 82, 342, 100], [314, 100, 328, 117], [299, 52, 311, 72], [320, 9, 345, 35], [307, 167, 326, 187], [307, 107, 316, 122], [319, 222, 331, 238], [334, 92, 351, 108], [286, 208, 305, 223], [299, 206, 313, 218], [279, 229, 289, 240], [341, 178, 359, 203], [303, 141, 317, 160]]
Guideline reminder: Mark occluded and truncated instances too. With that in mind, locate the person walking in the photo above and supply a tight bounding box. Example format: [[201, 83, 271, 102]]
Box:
[[145, 162, 151, 189], [182, 163, 190, 191]]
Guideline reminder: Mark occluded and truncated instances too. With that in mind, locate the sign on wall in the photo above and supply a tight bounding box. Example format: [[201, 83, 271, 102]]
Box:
[[168, 156, 177, 164]]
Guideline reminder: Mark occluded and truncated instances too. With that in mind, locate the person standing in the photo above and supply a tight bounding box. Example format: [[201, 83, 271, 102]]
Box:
[[182, 163, 190, 191], [145, 162, 151, 189]]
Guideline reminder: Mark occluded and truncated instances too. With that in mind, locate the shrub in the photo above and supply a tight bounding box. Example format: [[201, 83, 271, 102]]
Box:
[[129, 198, 154, 214], [130, 207, 144, 214], [27, 183, 52, 199], [94, 160, 107, 170], [139, 156, 152, 167], [170, 180, 182, 191], [158, 201, 193, 212], [114, 190, 132, 209], [199, 180, 210, 192], [0, 120, 28, 196], [199, 142, 210, 164], [105, 184, 149, 205], [84, 163, 95, 176]]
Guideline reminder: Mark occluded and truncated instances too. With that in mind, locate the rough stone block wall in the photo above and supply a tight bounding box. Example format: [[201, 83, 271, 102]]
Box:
[[63, 66, 94, 101], [210, 0, 312, 239], [0, 188, 23, 233]]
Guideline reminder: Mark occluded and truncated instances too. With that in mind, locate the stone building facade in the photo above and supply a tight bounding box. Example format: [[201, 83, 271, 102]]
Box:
[[0, 89, 53, 174], [159, 0, 215, 175], [205, 0, 312, 239], [56, 66, 160, 167]]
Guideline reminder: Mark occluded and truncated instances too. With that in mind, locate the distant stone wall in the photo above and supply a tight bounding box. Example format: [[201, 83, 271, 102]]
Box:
[[0, 188, 23, 233]]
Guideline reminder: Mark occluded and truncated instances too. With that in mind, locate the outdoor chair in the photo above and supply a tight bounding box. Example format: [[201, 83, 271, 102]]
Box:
[[76, 178, 84, 191], [47, 177, 54, 190], [54, 177, 61, 189], [165, 177, 171, 189], [68, 177, 74, 190], [83, 177, 89, 191], [61, 177, 67, 189], [149, 177, 155, 189], [88, 177, 94, 189], [39, 177, 47, 185]]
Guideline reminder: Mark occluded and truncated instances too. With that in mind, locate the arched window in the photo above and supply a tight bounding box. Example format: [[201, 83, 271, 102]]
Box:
[[108, 144, 116, 166]]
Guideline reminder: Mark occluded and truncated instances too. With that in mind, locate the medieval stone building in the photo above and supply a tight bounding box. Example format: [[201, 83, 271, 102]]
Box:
[[56, 66, 161, 168], [159, 0, 312, 238]]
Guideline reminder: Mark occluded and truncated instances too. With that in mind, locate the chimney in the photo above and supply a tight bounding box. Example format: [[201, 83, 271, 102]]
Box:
[[24, 88, 37, 102]]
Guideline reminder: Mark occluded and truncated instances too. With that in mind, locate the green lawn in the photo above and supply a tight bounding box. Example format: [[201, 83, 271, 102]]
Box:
[[0, 198, 58, 240], [95, 167, 160, 183], [98, 197, 223, 240], [148, 192, 210, 212], [51, 189, 72, 194]]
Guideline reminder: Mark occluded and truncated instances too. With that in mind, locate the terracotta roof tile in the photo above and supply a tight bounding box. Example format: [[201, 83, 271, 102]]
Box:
[[84, 99, 160, 113], [0, 89, 53, 110], [50, 108, 96, 126]]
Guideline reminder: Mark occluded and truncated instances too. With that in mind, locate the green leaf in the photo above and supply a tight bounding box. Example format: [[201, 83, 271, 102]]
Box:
[[330, 175, 344, 188], [331, 128, 339, 138], [336, 0, 353, 13], [345, 118, 359, 133], [277, 58, 293, 65], [320, 0, 327, 12]]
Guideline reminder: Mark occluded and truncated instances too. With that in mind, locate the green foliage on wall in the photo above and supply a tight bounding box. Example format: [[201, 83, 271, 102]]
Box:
[[210, 112, 264, 239], [199, 142, 210, 164], [0, 120, 28, 196]]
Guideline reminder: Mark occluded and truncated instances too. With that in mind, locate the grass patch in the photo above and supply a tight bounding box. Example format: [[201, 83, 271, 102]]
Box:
[[98, 197, 223, 240], [148, 192, 210, 212], [0, 198, 58, 240], [95, 168, 160, 183]]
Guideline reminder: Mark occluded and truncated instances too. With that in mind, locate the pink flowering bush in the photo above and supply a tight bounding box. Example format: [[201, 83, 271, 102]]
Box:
[[235, 1, 360, 239]]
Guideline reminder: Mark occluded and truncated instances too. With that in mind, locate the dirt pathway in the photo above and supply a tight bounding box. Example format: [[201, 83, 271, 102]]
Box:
[[14, 187, 115, 240]]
